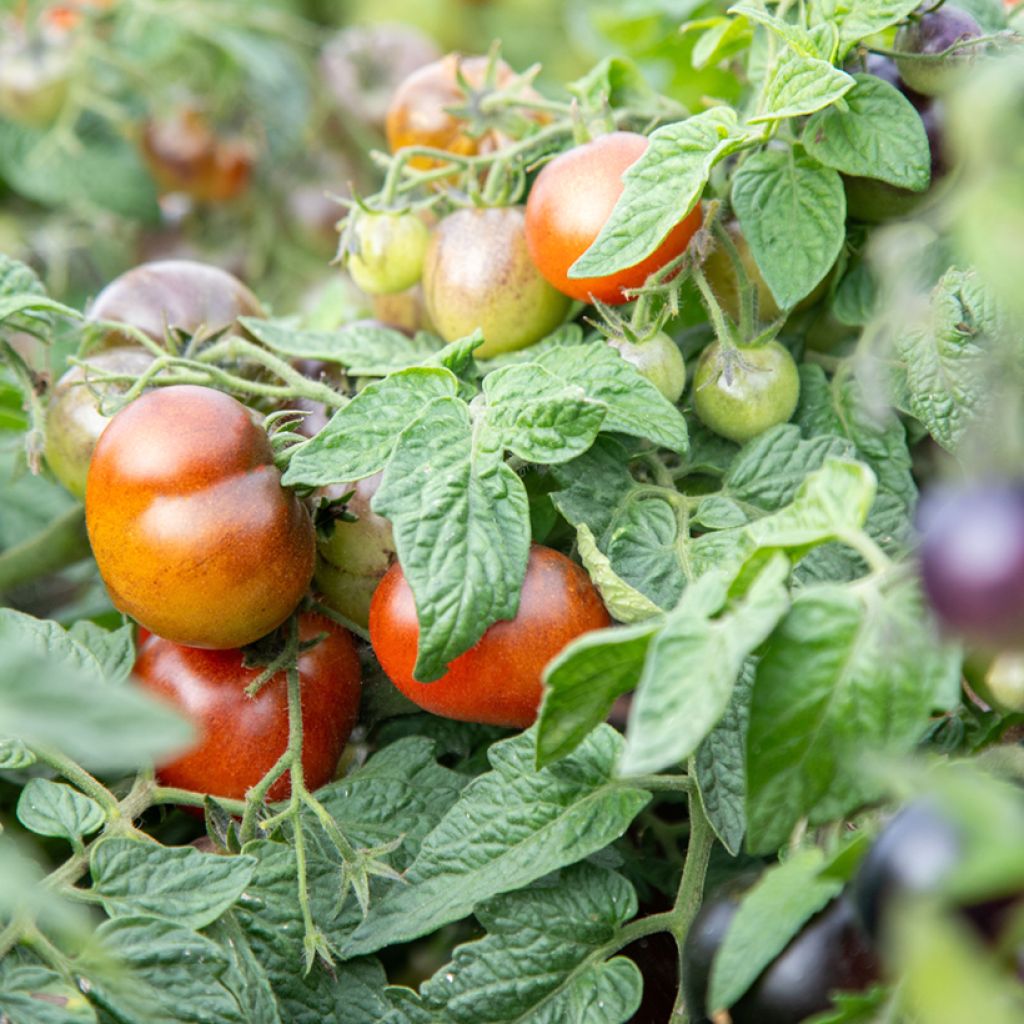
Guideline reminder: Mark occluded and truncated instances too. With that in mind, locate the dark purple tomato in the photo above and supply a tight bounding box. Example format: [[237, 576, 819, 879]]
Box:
[[852, 801, 963, 941], [682, 891, 740, 1023], [896, 6, 984, 95], [917, 483, 1024, 647]]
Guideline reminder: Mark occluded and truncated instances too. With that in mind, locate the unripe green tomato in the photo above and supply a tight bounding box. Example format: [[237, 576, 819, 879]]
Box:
[[607, 332, 686, 403], [975, 652, 1024, 713], [693, 340, 800, 444], [347, 212, 431, 295], [423, 206, 571, 358], [0, 45, 70, 127], [315, 473, 396, 630], [45, 349, 155, 499]]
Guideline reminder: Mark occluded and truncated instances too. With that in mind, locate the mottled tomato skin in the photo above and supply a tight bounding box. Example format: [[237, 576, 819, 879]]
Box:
[[86, 385, 316, 649], [385, 54, 536, 171], [369, 544, 611, 727], [135, 613, 361, 802], [88, 260, 264, 347], [525, 132, 703, 305]]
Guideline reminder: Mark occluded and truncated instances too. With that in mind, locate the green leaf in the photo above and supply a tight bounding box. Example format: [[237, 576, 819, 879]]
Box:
[[550, 436, 638, 541], [708, 849, 844, 1012], [575, 523, 663, 623], [833, 258, 878, 327], [893, 268, 992, 453], [804, 988, 896, 1024], [729, 4, 825, 56], [537, 616, 660, 768], [241, 318, 441, 375], [206, 919, 282, 1024], [0, 611, 193, 773], [16, 778, 105, 842], [0, 293, 80, 327], [604, 497, 687, 609], [817, 0, 923, 54], [89, 838, 256, 930], [373, 397, 531, 681], [804, 75, 930, 190], [0, 965, 97, 1024], [745, 577, 961, 853], [619, 555, 790, 776], [695, 659, 755, 855], [535, 343, 689, 452], [483, 364, 607, 464], [82, 916, 249, 1024], [566, 56, 670, 116], [419, 863, 642, 1024], [569, 107, 748, 279], [691, 16, 753, 71], [343, 727, 650, 956], [732, 148, 845, 309], [67, 621, 135, 685], [753, 49, 855, 122], [281, 367, 458, 487]]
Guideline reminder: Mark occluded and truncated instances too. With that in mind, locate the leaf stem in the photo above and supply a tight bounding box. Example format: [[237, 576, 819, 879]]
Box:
[[626, 774, 693, 795], [31, 744, 121, 819], [693, 265, 735, 351], [151, 786, 249, 818], [838, 529, 892, 574]]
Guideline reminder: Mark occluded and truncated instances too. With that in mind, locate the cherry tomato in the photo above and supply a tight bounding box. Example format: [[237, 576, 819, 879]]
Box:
[[422, 206, 570, 357], [896, 6, 984, 95], [135, 612, 361, 802], [86, 385, 316, 649], [141, 107, 254, 204], [692, 340, 800, 444], [0, 29, 71, 127], [607, 332, 686, 403], [684, 891, 879, 1024], [385, 54, 538, 172], [917, 482, 1024, 648], [320, 24, 440, 131], [45, 348, 154, 499], [976, 652, 1024, 713], [346, 211, 431, 296], [703, 220, 827, 321], [315, 473, 397, 630], [88, 259, 265, 347], [369, 544, 611, 727], [524, 131, 703, 305]]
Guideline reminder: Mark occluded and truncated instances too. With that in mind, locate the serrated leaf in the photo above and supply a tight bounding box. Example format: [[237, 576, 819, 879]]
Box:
[[732, 148, 845, 309], [575, 523, 663, 623], [537, 616, 660, 768], [0, 965, 96, 1023], [90, 838, 256, 930], [818, 0, 923, 54], [549, 436, 637, 541], [753, 49, 855, 122], [373, 397, 531, 681], [281, 368, 458, 487], [604, 497, 687, 609], [692, 16, 753, 70], [566, 55, 669, 116], [695, 658, 756, 855], [708, 849, 844, 1011], [729, 4, 824, 56], [483, 364, 607, 464], [570, 107, 748, 279], [535, 344, 689, 452], [419, 863, 641, 1024], [619, 555, 790, 776], [343, 727, 650, 956], [745, 577, 961, 853], [16, 778, 105, 842], [241, 318, 441, 376], [0, 737, 36, 769], [67, 621, 135, 685], [206, 919, 282, 1024], [804, 74, 930, 190]]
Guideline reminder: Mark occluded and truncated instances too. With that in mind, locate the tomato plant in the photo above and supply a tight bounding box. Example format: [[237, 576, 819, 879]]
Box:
[[692, 340, 800, 444], [85, 384, 316, 649], [136, 612, 360, 802], [422, 205, 570, 356], [370, 544, 611, 726], [524, 132, 703, 304]]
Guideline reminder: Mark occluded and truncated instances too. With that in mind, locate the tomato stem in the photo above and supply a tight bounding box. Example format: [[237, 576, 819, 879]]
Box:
[[693, 265, 736, 351], [31, 743, 122, 819]]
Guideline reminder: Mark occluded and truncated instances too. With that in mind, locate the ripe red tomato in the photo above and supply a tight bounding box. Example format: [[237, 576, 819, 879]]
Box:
[[88, 259, 264, 348], [369, 544, 612, 727], [136, 612, 361, 802], [525, 132, 703, 305], [385, 54, 541, 172], [86, 385, 316, 649]]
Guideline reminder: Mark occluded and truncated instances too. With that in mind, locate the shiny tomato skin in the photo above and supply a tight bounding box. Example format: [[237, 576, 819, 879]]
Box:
[[86, 385, 316, 649], [369, 544, 611, 728], [136, 612, 361, 802], [525, 132, 703, 305], [88, 260, 264, 347]]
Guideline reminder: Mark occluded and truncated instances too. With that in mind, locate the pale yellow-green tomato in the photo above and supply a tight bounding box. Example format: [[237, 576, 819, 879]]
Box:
[[608, 332, 686, 404], [347, 212, 431, 296]]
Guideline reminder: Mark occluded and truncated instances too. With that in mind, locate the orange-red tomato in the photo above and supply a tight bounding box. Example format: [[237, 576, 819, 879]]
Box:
[[136, 612, 361, 802], [87, 259, 264, 347], [385, 53, 540, 171], [525, 131, 703, 305], [369, 544, 612, 728], [86, 385, 315, 649]]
